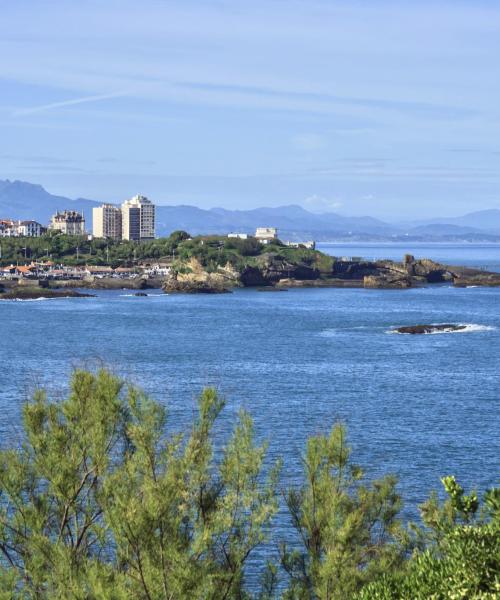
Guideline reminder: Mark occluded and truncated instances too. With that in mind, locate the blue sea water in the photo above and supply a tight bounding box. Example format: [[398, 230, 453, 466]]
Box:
[[0, 243, 499, 582], [318, 241, 500, 272]]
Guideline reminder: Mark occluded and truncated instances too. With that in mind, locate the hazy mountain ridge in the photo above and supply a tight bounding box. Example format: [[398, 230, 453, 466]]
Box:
[[1, 179, 500, 241], [0, 180, 99, 224]]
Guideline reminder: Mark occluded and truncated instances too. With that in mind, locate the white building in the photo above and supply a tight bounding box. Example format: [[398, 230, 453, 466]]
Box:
[[17, 220, 45, 237], [285, 240, 316, 250], [255, 227, 278, 243], [144, 264, 171, 277], [227, 233, 248, 240], [0, 219, 45, 237], [50, 210, 86, 235], [93, 204, 122, 240], [0, 219, 16, 237], [121, 195, 155, 241]]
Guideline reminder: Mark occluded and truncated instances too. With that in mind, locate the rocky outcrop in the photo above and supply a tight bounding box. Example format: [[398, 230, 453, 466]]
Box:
[[275, 278, 364, 288], [238, 253, 320, 287], [163, 279, 232, 293], [89, 277, 150, 290], [0, 287, 94, 300], [240, 266, 269, 287], [394, 324, 466, 334], [331, 260, 383, 279], [453, 273, 500, 287], [162, 258, 238, 293], [253, 253, 319, 283], [161, 252, 500, 293], [363, 274, 411, 289], [406, 258, 455, 282]]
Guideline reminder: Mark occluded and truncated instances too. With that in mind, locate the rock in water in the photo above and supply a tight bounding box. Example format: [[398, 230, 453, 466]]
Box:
[[0, 287, 94, 300], [395, 324, 466, 334]]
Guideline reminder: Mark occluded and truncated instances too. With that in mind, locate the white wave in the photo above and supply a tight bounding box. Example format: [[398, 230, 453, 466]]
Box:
[[319, 326, 373, 337], [119, 293, 152, 297], [388, 323, 496, 335], [458, 323, 496, 333], [318, 329, 339, 337], [119, 293, 166, 298]]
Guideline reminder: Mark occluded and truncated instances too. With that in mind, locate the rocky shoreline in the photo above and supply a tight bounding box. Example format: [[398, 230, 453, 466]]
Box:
[[2, 253, 500, 297], [0, 286, 94, 300], [161, 253, 500, 293]]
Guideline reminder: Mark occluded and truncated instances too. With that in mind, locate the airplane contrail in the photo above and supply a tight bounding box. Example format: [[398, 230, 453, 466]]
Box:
[[12, 91, 127, 116]]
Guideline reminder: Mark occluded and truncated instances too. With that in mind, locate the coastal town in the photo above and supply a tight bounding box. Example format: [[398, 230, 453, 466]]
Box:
[[2, 194, 500, 293], [0, 193, 319, 283], [0, 193, 156, 241]]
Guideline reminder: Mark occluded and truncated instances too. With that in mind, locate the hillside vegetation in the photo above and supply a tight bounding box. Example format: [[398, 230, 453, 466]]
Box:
[[0, 231, 333, 271]]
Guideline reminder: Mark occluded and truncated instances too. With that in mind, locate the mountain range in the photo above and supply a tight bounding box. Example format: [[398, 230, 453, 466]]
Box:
[[1, 179, 500, 242]]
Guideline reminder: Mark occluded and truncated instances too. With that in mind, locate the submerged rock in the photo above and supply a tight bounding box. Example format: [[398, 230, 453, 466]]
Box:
[[394, 324, 467, 334], [163, 279, 232, 294]]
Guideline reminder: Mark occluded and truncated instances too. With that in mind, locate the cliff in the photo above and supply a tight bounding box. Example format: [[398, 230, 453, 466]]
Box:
[[163, 258, 239, 293], [161, 248, 499, 293]]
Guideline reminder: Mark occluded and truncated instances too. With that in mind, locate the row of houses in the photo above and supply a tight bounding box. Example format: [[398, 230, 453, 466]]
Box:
[[0, 261, 170, 280], [0, 213, 84, 238], [0, 220, 46, 238]]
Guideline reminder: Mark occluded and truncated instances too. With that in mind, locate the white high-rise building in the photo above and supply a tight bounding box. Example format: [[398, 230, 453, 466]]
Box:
[[121, 195, 155, 241], [93, 204, 122, 240]]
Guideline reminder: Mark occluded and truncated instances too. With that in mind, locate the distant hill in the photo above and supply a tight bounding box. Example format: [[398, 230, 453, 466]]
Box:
[[0, 180, 99, 225], [156, 205, 399, 238], [0, 179, 398, 238], [1, 178, 499, 241], [399, 209, 500, 234], [404, 223, 483, 236]]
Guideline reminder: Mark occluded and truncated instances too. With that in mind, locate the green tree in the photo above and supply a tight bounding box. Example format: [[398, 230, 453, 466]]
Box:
[[280, 424, 406, 600], [0, 370, 280, 599], [356, 478, 500, 600]]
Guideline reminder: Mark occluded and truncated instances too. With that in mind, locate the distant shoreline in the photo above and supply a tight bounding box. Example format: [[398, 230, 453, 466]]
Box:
[[317, 241, 500, 246]]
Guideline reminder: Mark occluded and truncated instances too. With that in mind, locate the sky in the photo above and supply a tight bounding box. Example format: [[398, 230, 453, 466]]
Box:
[[1, 0, 499, 220]]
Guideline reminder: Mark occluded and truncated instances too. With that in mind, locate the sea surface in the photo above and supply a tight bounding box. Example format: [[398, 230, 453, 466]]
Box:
[[1, 243, 499, 582], [318, 241, 500, 272]]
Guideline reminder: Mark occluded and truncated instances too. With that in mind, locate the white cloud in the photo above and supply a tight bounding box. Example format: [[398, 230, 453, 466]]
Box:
[[303, 194, 343, 213]]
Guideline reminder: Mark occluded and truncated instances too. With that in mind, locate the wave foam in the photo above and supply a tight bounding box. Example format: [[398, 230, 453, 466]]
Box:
[[0, 297, 59, 302], [458, 323, 496, 333]]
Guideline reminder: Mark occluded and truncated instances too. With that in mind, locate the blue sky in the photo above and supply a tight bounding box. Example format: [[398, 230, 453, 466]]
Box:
[[1, 0, 499, 219]]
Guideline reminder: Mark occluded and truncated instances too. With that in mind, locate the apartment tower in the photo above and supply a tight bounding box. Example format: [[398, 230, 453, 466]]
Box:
[[121, 195, 155, 241], [93, 204, 122, 239]]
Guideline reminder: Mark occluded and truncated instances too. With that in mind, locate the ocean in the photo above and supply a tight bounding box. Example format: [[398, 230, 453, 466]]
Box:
[[1, 243, 499, 578]]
